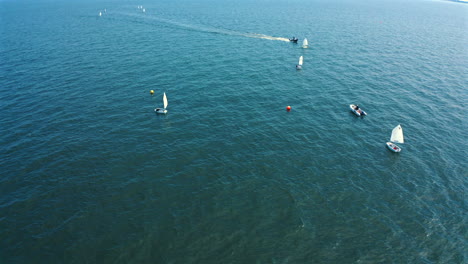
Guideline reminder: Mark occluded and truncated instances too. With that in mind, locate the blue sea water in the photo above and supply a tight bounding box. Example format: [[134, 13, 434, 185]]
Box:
[[0, 0, 467, 263]]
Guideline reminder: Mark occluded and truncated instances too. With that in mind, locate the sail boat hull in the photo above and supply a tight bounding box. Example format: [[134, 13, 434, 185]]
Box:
[[155, 108, 167, 114], [386, 142, 401, 152]]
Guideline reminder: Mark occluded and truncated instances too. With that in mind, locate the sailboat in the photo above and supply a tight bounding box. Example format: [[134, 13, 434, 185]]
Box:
[[386, 124, 404, 152], [155, 92, 168, 114], [99, 11, 102, 16], [302, 38, 308, 48], [296, 56, 303, 70]]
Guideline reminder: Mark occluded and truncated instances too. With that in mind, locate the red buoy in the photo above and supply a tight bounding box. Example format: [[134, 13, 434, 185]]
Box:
[[286, 106, 291, 111]]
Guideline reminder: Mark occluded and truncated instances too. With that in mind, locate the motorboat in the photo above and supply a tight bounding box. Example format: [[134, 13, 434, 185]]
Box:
[[350, 104, 367, 116], [289, 37, 298, 43]]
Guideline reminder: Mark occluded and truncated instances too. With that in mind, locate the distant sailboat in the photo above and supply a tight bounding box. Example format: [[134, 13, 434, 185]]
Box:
[[99, 11, 102, 16], [386, 124, 404, 152], [296, 56, 303, 70], [302, 38, 308, 48], [143, 8, 146, 12], [155, 92, 168, 114]]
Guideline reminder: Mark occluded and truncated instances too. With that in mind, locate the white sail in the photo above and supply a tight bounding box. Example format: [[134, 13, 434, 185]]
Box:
[[298, 56, 303, 66], [390, 124, 404, 144], [163, 92, 168, 109], [302, 38, 308, 48]]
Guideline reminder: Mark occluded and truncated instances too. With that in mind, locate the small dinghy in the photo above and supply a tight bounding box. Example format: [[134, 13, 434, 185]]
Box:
[[386, 124, 404, 152], [350, 104, 367, 116], [296, 56, 303, 70], [155, 92, 168, 114], [302, 38, 308, 48], [386, 142, 401, 152]]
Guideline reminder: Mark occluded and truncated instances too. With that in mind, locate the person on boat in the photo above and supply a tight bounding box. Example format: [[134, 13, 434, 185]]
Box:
[[354, 105, 362, 114]]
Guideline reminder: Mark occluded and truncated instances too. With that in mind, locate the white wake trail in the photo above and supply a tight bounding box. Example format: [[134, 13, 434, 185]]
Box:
[[116, 11, 290, 42]]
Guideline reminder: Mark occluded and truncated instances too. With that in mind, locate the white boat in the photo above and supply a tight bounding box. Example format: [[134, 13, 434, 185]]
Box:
[[302, 38, 308, 48], [350, 104, 367, 116], [386, 124, 404, 152], [296, 56, 303, 70], [143, 8, 146, 12], [155, 92, 168, 114], [99, 11, 102, 16]]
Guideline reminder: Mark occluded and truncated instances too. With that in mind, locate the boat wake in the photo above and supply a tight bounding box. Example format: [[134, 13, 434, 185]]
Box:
[[114, 11, 289, 42], [245, 33, 290, 42]]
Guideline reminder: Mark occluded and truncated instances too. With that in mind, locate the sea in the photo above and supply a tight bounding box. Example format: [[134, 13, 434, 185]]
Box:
[[0, 0, 466, 263]]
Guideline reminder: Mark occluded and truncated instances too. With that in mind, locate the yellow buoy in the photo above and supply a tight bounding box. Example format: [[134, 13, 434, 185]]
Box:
[[150, 90, 154, 95]]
